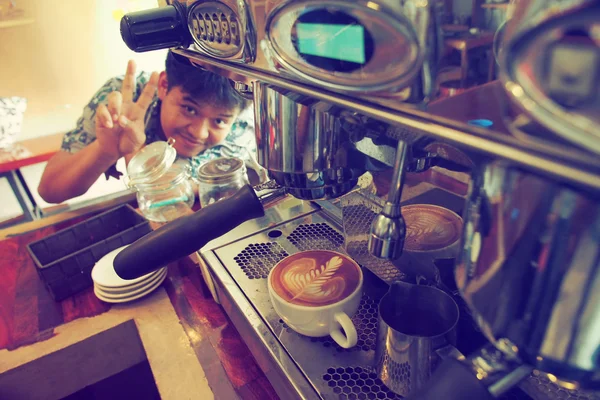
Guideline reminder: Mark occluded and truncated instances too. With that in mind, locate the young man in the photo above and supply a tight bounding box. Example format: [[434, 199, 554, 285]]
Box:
[[38, 51, 254, 204]]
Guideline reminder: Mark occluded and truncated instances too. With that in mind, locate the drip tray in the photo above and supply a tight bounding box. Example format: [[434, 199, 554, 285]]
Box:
[[211, 217, 406, 399], [201, 196, 534, 400]]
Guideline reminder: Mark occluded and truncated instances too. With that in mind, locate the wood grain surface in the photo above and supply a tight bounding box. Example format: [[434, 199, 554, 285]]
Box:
[[0, 211, 278, 399], [163, 257, 278, 399], [0, 215, 110, 351]]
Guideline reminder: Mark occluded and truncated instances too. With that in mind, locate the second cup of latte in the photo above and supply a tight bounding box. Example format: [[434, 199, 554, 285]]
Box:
[[402, 204, 463, 259], [268, 250, 363, 349]]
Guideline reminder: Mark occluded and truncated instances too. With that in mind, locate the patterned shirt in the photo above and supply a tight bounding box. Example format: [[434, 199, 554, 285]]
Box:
[[61, 72, 257, 179]]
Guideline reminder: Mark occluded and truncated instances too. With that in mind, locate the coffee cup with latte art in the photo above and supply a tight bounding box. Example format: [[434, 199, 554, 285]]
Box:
[[395, 204, 464, 281], [402, 204, 463, 260], [268, 250, 363, 349]]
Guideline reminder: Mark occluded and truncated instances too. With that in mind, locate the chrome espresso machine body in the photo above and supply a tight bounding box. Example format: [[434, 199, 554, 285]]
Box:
[[118, 0, 600, 398]]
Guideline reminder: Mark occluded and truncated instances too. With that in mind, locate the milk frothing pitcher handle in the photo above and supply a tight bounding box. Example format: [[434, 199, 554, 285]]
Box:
[[330, 312, 358, 349]]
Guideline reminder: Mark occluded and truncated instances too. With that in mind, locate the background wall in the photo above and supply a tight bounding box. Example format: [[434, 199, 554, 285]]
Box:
[[0, 0, 167, 140]]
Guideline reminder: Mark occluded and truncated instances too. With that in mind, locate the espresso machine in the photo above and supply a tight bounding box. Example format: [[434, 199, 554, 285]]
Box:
[[114, 0, 600, 398]]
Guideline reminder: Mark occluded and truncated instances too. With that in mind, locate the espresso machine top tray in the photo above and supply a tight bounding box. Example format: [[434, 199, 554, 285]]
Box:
[[200, 186, 599, 400]]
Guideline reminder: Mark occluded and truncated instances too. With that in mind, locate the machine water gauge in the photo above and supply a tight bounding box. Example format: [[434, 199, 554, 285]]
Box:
[[266, 0, 424, 94]]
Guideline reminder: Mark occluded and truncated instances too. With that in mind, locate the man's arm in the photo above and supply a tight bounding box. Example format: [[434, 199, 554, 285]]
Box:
[[38, 74, 125, 204], [38, 142, 120, 204], [38, 61, 158, 204]]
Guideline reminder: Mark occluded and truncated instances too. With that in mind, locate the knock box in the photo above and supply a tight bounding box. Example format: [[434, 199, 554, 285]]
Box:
[[27, 205, 152, 301]]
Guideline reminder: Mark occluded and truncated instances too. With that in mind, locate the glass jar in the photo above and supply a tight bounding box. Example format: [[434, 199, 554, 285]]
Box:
[[197, 157, 249, 208], [127, 139, 195, 223]]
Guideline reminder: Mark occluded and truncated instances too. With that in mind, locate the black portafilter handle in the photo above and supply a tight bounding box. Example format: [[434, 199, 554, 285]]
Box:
[[120, 2, 191, 52], [404, 358, 494, 400], [113, 185, 265, 280]]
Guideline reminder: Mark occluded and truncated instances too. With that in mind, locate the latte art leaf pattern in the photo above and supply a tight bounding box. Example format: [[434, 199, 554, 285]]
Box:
[[285, 256, 346, 304], [271, 251, 361, 306]]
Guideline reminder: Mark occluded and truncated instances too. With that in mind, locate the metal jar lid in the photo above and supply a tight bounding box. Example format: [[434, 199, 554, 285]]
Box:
[[197, 157, 246, 184]]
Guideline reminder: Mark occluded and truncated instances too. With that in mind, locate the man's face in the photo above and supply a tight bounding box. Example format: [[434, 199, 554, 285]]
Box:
[[157, 72, 240, 158]]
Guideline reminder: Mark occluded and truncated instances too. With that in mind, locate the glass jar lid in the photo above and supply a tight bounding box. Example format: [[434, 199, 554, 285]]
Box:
[[138, 159, 191, 192], [127, 138, 177, 188], [197, 157, 246, 184]]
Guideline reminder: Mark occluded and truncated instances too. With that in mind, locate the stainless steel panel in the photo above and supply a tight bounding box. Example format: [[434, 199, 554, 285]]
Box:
[[253, 83, 363, 200], [501, 0, 600, 155], [175, 48, 600, 193], [203, 250, 314, 399], [200, 193, 598, 400], [203, 197, 401, 399], [265, 0, 425, 95], [457, 161, 600, 390]]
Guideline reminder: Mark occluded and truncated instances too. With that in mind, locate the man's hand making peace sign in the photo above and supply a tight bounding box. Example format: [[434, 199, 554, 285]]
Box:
[[96, 60, 159, 158], [38, 60, 159, 204]]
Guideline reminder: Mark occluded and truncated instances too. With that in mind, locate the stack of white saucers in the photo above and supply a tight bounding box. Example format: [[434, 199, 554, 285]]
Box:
[[91, 245, 167, 304]]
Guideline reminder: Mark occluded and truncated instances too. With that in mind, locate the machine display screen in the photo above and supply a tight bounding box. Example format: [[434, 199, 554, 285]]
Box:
[[291, 10, 374, 73], [296, 23, 366, 64]]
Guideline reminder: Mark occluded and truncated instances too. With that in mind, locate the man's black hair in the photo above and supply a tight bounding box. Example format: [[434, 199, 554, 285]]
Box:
[[165, 51, 249, 111]]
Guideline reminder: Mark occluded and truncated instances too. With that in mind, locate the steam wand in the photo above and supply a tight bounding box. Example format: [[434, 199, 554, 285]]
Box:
[[368, 140, 408, 260]]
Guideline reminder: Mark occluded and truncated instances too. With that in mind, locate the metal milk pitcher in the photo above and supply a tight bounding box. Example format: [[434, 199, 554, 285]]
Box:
[[375, 281, 460, 396]]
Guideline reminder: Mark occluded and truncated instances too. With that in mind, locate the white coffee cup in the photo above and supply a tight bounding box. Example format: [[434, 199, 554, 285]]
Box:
[[267, 250, 363, 349]]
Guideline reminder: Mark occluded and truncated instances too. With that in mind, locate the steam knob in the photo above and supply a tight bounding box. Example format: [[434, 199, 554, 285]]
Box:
[[120, 3, 191, 52]]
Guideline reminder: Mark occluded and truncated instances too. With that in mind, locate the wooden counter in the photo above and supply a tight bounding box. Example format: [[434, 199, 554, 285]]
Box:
[[0, 199, 277, 399]]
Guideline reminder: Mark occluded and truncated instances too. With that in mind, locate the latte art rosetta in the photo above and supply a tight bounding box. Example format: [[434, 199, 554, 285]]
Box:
[[402, 205, 463, 252], [270, 251, 362, 307], [405, 219, 452, 243], [286, 256, 346, 304]]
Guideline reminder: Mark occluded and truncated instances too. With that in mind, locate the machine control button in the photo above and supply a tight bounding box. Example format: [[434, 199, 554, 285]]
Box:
[[211, 13, 222, 43], [204, 13, 214, 42], [198, 15, 207, 41], [221, 14, 231, 44], [230, 16, 240, 46]]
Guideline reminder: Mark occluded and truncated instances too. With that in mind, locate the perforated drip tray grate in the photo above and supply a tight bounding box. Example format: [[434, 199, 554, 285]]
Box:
[[234, 242, 288, 279], [323, 366, 401, 400], [341, 205, 379, 237], [279, 294, 380, 353], [288, 223, 345, 251], [339, 195, 410, 284]]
